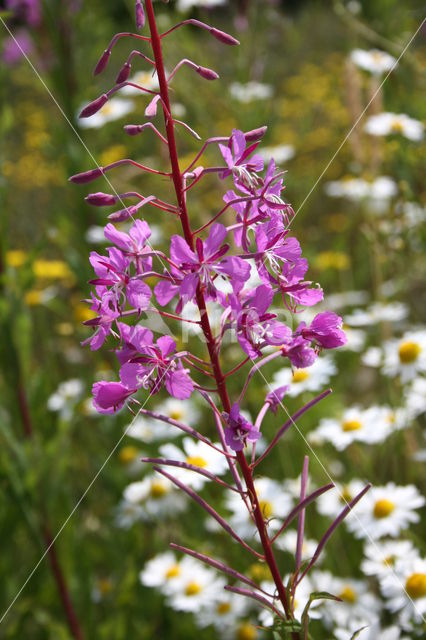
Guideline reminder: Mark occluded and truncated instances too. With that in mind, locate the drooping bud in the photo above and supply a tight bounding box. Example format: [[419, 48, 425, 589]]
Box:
[[85, 192, 118, 206], [135, 0, 145, 30], [69, 168, 104, 184], [79, 94, 108, 118], [124, 125, 142, 136], [210, 28, 239, 46], [93, 49, 111, 76], [244, 126, 268, 142], [196, 65, 219, 81], [116, 62, 132, 84], [108, 205, 138, 222]]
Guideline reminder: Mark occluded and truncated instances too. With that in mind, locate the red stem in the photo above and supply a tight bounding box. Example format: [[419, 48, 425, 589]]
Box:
[[145, 0, 293, 623]]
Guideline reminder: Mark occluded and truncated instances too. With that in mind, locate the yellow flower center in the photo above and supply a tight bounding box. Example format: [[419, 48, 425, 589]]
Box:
[[186, 455, 207, 468], [100, 104, 113, 116], [185, 581, 202, 596], [405, 573, 426, 599], [150, 480, 168, 499], [338, 586, 357, 603], [248, 563, 271, 583], [165, 564, 181, 579], [237, 623, 258, 640], [342, 419, 362, 432], [383, 555, 396, 566], [119, 446, 139, 464], [373, 498, 395, 518], [169, 409, 184, 420], [391, 120, 404, 133], [216, 602, 231, 615], [340, 487, 353, 503], [292, 369, 309, 383], [97, 578, 112, 595], [33, 259, 73, 280], [258, 500, 274, 519], [398, 341, 421, 363]]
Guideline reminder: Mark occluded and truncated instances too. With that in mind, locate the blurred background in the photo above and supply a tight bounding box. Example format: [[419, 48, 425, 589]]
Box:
[[0, 1, 425, 638]]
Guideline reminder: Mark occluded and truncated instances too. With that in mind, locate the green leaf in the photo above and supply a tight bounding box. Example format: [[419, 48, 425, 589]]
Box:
[[301, 591, 342, 639]]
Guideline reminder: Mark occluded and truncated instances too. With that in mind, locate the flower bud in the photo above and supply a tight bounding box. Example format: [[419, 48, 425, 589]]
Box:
[[79, 94, 108, 118], [124, 125, 142, 136], [116, 62, 131, 84], [85, 192, 117, 206], [108, 206, 138, 222], [93, 49, 111, 76], [196, 65, 219, 81], [210, 28, 239, 46], [135, 0, 145, 30], [244, 126, 268, 142], [69, 168, 104, 184]]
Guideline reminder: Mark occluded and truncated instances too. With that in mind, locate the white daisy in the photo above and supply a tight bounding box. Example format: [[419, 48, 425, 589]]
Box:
[[194, 589, 249, 632], [382, 330, 426, 383], [364, 112, 424, 141], [258, 144, 295, 164], [405, 377, 426, 418], [126, 397, 200, 442], [225, 477, 293, 539], [309, 405, 403, 450], [350, 49, 397, 75], [345, 302, 408, 326], [379, 557, 426, 626], [310, 571, 381, 629], [346, 482, 425, 540], [334, 621, 404, 640], [159, 437, 229, 490], [176, 0, 226, 11], [85, 225, 107, 244], [316, 479, 367, 519], [324, 176, 397, 212], [47, 378, 83, 420], [325, 290, 369, 309], [166, 564, 226, 612], [78, 98, 134, 128], [119, 70, 159, 95], [229, 81, 274, 103], [140, 551, 200, 592], [271, 355, 336, 397], [121, 474, 187, 521], [362, 539, 420, 578], [340, 326, 366, 351], [401, 202, 426, 227]]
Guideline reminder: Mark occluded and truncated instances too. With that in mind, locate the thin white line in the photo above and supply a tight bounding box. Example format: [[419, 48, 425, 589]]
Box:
[[249, 358, 425, 620], [0, 17, 177, 288], [288, 16, 426, 224], [0, 363, 172, 625]]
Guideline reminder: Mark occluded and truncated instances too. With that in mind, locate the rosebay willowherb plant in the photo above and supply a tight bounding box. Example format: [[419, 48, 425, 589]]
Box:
[[71, 1, 369, 637]]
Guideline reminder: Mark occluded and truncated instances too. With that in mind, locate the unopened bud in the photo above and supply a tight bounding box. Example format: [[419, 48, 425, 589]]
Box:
[[244, 126, 268, 142], [124, 125, 142, 136], [108, 206, 138, 222], [196, 65, 219, 81], [69, 168, 104, 184], [93, 49, 111, 76], [135, 0, 145, 30], [210, 28, 239, 46], [116, 62, 131, 84], [79, 94, 108, 118], [85, 192, 117, 206]]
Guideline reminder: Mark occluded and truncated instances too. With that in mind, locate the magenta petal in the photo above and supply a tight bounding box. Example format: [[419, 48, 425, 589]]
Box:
[[154, 279, 179, 306], [204, 223, 227, 257], [92, 381, 132, 413], [170, 235, 196, 264], [104, 223, 131, 251], [126, 279, 151, 309], [165, 368, 194, 399], [157, 335, 176, 358]]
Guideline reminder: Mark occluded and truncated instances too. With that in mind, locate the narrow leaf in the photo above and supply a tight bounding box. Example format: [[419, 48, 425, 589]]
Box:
[[224, 585, 284, 619]]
